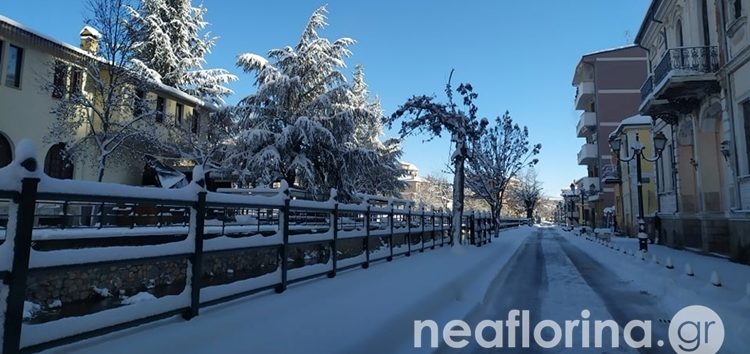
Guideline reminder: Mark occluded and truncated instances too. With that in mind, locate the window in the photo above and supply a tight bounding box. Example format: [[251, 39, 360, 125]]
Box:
[[735, 0, 743, 20], [52, 61, 68, 99], [69, 67, 82, 96], [156, 96, 165, 123], [5, 45, 23, 88], [0, 133, 12, 168], [176, 103, 184, 125], [0, 41, 3, 80], [44, 143, 74, 179], [191, 114, 199, 134], [744, 101, 750, 173]]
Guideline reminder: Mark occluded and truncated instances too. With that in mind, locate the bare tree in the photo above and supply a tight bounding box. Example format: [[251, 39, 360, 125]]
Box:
[[388, 71, 487, 246], [414, 174, 453, 210], [510, 168, 544, 219], [157, 106, 236, 174], [465, 112, 541, 233], [47, 0, 158, 181]]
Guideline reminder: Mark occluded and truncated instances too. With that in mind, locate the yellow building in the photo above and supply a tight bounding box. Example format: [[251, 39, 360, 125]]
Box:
[[0, 15, 212, 186], [610, 115, 658, 237]]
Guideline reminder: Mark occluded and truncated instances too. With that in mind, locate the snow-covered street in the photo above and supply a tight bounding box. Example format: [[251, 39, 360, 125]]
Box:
[[39, 226, 750, 353]]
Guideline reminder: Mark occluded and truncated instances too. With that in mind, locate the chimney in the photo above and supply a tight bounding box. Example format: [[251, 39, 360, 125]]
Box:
[[79, 26, 101, 54]]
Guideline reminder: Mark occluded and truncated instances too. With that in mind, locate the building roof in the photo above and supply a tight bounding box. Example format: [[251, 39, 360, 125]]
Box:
[[0, 14, 210, 109], [634, 0, 662, 45], [610, 114, 653, 138], [572, 44, 645, 85]]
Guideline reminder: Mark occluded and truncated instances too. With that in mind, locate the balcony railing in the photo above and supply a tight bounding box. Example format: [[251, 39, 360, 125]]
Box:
[[601, 164, 620, 184], [640, 75, 654, 103], [653, 46, 719, 88]]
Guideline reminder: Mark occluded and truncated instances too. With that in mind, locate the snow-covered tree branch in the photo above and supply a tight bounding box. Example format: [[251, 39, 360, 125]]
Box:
[[387, 70, 488, 246], [128, 0, 238, 105]]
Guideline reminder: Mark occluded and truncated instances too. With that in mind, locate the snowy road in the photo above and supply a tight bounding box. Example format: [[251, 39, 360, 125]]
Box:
[[455, 227, 673, 354]]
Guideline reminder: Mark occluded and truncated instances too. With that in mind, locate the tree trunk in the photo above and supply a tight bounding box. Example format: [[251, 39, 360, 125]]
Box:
[[451, 155, 465, 246], [97, 154, 107, 182], [491, 205, 500, 237], [526, 208, 533, 219]]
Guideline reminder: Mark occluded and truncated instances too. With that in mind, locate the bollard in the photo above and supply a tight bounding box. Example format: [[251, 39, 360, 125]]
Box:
[[685, 263, 694, 277], [666, 257, 674, 269], [710, 271, 721, 287], [651, 254, 659, 264]]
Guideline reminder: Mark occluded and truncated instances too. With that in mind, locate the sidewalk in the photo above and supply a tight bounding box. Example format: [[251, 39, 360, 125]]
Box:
[[560, 228, 750, 353], [44, 228, 534, 354]]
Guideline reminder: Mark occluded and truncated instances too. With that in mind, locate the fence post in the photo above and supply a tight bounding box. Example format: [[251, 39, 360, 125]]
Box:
[[3, 177, 39, 354], [363, 206, 370, 269], [405, 206, 411, 257], [431, 208, 436, 250], [420, 207, 425, 253], [329, 203, 338, 278], [183, 191, 206, 320], [486, 214, 492, 244], [387, 207, 394, 262], [440, 211, 445, 247], [276, 198, 290, 293]]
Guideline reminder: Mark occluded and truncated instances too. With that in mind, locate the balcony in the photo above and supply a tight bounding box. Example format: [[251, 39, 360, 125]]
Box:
[[601, 164, 621, 184], [576, 112, 597, 137], [579, 177, 601, 193], [640, 46, 720, 115], [577, 143, 598, 166], [574, 81, 595, 111]]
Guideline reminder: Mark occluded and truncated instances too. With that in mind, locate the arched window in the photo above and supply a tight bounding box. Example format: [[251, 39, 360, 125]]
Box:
[[44, 143, 74, 179], [0, 133, 11, 168], [676, 20, 684, 47]]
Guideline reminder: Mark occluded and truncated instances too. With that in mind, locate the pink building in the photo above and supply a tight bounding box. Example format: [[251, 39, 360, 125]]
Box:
[[572, 45, 648, 228]]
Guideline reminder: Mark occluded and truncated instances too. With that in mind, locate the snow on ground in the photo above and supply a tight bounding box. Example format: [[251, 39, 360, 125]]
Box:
[[42, 227, 533, 354], [560, 229, 750, 353]]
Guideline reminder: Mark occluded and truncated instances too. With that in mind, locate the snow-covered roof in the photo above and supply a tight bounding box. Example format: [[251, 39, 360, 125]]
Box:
[[0, 14, 210, 109], [399, 176, 426, 183], [79, 25, 101, 39], [399, 161, 418, 171], [610, 115, 653, 139], [0, 14, 99, 61], [581, 44, 639, 58]]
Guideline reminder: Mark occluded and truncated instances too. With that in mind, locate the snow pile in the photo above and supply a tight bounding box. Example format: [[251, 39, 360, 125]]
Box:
[[23, 301, 41, 320], [120, 292, 157, 305]]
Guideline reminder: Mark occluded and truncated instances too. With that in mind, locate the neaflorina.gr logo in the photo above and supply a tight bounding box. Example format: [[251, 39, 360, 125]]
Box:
[[668, 305, 724, 354], [414, 305, 725, 351]]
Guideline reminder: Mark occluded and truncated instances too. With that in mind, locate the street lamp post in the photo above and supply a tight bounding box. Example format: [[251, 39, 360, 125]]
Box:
[[570, 182, 600, 230], [608, 131, 668, 252]]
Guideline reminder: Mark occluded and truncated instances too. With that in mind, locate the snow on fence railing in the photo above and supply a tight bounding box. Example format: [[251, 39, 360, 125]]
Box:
[[0, 140, 526, 354]]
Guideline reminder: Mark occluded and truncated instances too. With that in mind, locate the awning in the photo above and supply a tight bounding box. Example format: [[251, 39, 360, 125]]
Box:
[[145, 155, 188, 189]]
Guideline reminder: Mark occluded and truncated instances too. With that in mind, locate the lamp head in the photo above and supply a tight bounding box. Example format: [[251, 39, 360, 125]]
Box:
[[653, 131, 668, 154]]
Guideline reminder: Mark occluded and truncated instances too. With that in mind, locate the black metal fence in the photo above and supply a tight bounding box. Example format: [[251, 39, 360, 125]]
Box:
[[0, 159, 525, 354]]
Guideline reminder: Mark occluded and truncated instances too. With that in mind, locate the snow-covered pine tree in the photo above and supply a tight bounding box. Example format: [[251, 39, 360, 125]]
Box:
[[129, 0, 237, 104], [232, 6, 403, 200]]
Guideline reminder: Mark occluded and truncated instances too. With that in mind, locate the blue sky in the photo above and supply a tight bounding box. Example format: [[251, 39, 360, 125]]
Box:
[[0, 0, 651, 197]]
